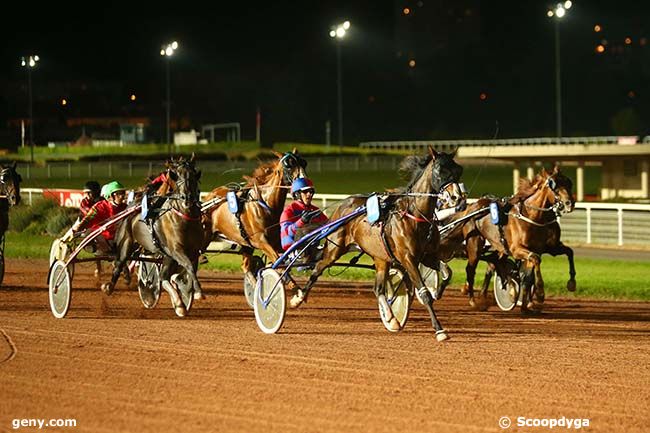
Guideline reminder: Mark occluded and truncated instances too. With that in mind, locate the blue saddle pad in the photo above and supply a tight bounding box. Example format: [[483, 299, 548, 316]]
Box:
[[227, 191, 239, 214], [489, 202, 500, 225], [140, 194, 148, 220], [366, 195, 380, 224]]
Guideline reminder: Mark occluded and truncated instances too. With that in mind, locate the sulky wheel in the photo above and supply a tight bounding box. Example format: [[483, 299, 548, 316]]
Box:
[[253, 268, 286, 334], [48, 260, 72, 318], [171, 272, 194, 312], [418, 263, 439, 294], [244, 255, 265, 309], [138, 260, 162, 309], [493, 274, 521, 312], [380, 267, 412, 332]]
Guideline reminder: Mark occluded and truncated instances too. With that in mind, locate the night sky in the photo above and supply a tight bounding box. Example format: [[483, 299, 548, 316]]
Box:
[[0, 1, 648, 145]]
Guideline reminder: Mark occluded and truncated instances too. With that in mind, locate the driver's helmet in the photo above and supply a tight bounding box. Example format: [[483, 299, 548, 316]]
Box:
[[83, 180, 101, 196], [291, 178, 314, 194], [102, 181, 126, 199]]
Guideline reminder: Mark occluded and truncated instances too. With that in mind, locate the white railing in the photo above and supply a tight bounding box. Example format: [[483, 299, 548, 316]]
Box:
[[22, 189, 650, 247]]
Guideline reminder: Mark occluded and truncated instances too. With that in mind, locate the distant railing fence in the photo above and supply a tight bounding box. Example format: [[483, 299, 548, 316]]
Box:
[[20, 189, 650, 247]]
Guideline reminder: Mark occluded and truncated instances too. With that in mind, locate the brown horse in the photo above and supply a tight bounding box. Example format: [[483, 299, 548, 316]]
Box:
[[464, 164, 575, 312], [291, 147, 463, 341], [109, 156, 204, 316], [202, 150, 307, 289]]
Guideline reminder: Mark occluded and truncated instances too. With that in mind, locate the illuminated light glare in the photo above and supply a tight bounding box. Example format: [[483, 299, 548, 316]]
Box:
[[171, 41, 178, 50], [336, 27, 346, 38], [160, 49, 165, 56], [329, 30, 336, 38], [594, 24, 601, 32], [564, 1, 572, 9], [555, 7, 565, 18], [165, 46, 174, 56], [403, 7, 411, 15], [596, 44, 605, 53], [547, 10, 554, 17], [408, 59, 416, 67], [343, 21, 350, 30], [479, 93, 488, 101], [61, 99, 67, 106], [34, 55, 39, 61], [625, 37, 632, 45], [628, 91, 635, 98], [130, 94, 136, 101]]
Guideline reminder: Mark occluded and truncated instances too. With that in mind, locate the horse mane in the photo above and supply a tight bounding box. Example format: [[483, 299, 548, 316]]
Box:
[[513, 176, 541, 200], [398, 154, 433, 189], [246, 159, 279, 186]]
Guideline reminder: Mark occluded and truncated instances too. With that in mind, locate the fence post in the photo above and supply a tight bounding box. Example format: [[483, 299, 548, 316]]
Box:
[[47, 164, 51, 178], [108, 162, 112, 177], [148, 162, 153, 176], [67, 163, 72, 179], [26, 164, 31, 180], [88, 162, 92, 178], [336, 158, 341, 171], [617, 208, 624, 246], [129, 162, 133, 177], [586, 208, 592, 244], [355, 157, 359, 171], [316, 158, 322, 173]]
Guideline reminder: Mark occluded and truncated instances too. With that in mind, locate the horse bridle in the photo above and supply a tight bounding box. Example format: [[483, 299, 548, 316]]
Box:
[[524, 175, 571, 217], [279, 152, 307, 185], [0, 167, 20, 205]]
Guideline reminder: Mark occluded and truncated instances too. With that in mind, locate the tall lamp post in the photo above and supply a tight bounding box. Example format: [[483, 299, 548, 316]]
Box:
[[329, 20, 350, 151], [160, 41, 178, 155], [21, 55, 39, 163], [547, 1, 572, 139]]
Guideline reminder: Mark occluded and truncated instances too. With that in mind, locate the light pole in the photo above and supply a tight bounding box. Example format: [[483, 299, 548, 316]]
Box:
[[547, 1, 572, 139], [160, 41, 178, 155], [329, 20, 350, 151], [21, 55, 39, 163]]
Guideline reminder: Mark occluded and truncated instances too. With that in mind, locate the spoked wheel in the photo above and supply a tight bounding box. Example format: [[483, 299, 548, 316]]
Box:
[[49, 238, 75, 279], [253, 268, 286, 334], [380, 267, 412, 332], [244, 255, 265, 309], [48, 260, 72, 318], [138, 259, 161, 309], [418, 263, 439, 293], [493, 274, 521, 312], [172, 271, 194, 312]]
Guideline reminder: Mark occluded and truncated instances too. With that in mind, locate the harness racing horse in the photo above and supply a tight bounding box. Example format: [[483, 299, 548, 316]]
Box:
[[0, 162, 22, 284], [109, 156, 204, 317], [202, 150, 307, 290], [466, 164, 575, 312], [291, 147, 463, 341]]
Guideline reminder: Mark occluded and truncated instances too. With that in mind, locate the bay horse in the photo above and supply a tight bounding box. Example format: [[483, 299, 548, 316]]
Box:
[[202, 150, 307, 289], [0, 162, 22, 284], [291, 147, 463, 341], [109, 156, 204, 317], [464, 164, 575, 312]]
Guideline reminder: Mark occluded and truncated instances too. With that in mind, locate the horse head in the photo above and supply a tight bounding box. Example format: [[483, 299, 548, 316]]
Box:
[[0, 161, 22, 206], [169, 155, 201, 210], [544, 164, 575, 216], [276, 148, 307, 185], [430, 147, 464, 193]]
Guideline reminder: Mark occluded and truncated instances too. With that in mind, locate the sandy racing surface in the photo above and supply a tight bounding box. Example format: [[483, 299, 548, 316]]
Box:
[[0, 258, 649, 433]]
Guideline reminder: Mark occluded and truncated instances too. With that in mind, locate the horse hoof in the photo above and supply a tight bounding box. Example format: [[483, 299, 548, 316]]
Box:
[[174, 306, 186, 317], [567, 280, 576, 292], [387, 318, 401, 332], [193, 291, 205, 301], [100, 283, 113, 295], [460, 285, 469, 295], [289, 293, 304, 309], [94, 269, 101, 279], [435, 330, 450, 342]]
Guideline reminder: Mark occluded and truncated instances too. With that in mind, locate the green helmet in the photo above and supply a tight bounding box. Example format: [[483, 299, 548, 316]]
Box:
[[102, 181, 126, 199]]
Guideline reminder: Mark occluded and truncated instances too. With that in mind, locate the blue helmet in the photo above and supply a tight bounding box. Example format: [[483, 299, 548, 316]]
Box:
[[291, 178, 314, 194]]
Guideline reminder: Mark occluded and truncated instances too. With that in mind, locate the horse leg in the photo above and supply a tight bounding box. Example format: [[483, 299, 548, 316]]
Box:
[[533, 261, 545, 305], [513, 251, 540, 314], [102, 238, 133, 296], [374, 260, 400, 332], [434, 261, 453, 300], [168, 249, 203, 302], [159, 256, 186, 317], [402, 255, 449, 341], [548, 242, 576, 292], [289, 241, 345, 308], [240, 247, 256, 295]]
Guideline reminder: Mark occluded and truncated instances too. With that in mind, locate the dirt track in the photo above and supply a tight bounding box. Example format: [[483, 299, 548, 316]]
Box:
[[1, 258, 649, 433]]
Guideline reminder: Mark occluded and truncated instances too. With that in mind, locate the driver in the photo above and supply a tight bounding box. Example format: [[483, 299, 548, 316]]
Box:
[[280, 178, 328, 251], [72, 181, 128, 253]]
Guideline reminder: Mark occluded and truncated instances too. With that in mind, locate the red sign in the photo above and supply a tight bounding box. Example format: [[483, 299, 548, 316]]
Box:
[[42, 189, 85, 208]]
